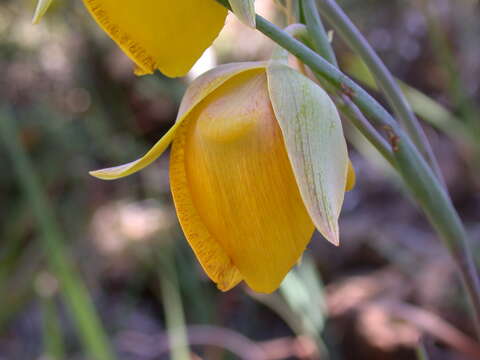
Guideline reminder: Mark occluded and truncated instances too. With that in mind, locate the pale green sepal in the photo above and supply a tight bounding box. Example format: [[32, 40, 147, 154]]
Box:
[[90, 61, 266, 180], [228, 0, 256, 28], [266, 64, 348, 246], [270, 45, 289, 64], [32, 0, 53, 24]]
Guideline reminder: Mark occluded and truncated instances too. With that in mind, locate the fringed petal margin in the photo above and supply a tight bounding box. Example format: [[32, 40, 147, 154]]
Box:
[[170, 115, 243, 292], [82, 0, 227, 77]]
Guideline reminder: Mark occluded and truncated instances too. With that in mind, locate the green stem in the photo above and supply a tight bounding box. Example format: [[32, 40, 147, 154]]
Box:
[[302, 0, 338, 66], [301, 1, 480, 337], [316, 0, 445, 187], [216, 0, 480, 338], [415, 343, 430, 360], [338, 100, 397, 168], [40, 292, 65, 360], [298, 2, 396, 167], [158, 246, 191, 360], [0, 109, 116, 360]]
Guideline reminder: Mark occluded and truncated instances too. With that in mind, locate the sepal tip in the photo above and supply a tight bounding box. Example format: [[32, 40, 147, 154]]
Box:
[[32, 0, 53, 24], [228, 0, 256, 28]]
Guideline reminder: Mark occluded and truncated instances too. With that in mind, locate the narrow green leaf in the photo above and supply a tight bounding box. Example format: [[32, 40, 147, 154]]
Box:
[[228, 0, 256, 28], [267, 64, 348, 245], [345, 55, 470, 142], [32, 0, 53, 24]]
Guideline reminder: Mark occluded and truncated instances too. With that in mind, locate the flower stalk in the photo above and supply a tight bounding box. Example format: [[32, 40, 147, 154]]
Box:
[[315, 0, 445, 187], [216, 0, 480, 338], [298, 1, 397, 167], [283, 21, 397, 168], [301, 1, 480, 337], [301, 0, 337, 67]]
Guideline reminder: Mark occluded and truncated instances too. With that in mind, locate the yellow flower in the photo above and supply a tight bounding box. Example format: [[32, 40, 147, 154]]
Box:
[[82, 0, 228, 77], [91, 61, 355, 293]]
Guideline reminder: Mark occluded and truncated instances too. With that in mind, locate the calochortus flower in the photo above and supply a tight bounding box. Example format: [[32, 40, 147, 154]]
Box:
[[90, 61, 355, 293]]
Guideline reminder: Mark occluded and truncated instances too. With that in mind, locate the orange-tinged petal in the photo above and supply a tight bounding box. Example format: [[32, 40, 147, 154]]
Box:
[[171, 69, 315, 293], [170, 118, 243, 291], [177, 62, 266, 117], [83, 0, 227, 77]]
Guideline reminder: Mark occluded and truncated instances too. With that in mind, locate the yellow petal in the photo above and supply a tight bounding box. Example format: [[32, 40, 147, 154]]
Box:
[[346, 160, 356, 191], [82, 0, 227, 77], [90, 62, 265, 180], [170, 69, 315, 293], [170, 116, 243, 292], [177, 62, 266, 117], [89, 127, 177, 180]]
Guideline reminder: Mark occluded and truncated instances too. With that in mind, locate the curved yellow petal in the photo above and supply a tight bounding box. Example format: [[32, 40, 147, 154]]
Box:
[[177, 62, 266, 117], [83, 0, 227, 77], [170, 115, 243, 292], [89, 126, 178, 180], [171, 69, 315, 293], [346, 160, 356, 191], [90, 63, 265, 180]]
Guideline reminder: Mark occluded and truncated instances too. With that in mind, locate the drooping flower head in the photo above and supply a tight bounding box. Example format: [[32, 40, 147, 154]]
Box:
[[32, 0, 355, 293], [91, 60, 355, 293]]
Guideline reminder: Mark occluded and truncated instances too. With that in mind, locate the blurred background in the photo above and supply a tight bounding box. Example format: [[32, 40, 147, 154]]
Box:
[[1, 0, 479, 359]]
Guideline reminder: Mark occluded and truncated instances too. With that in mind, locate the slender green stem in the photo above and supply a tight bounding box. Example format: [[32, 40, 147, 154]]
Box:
[[40, 292, 65, 359], [216, 0, 480, 338], [302, 0, 338, 66], [0, 109, 115, 360], [415, 343, 430, 360], [338, 100, 397, 168], [301, 2, 479, 338], [316, 0, 445, 187], [158, 246, 190, 360], [299, 2, 396, 167], [257, 15, 480, 338]]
